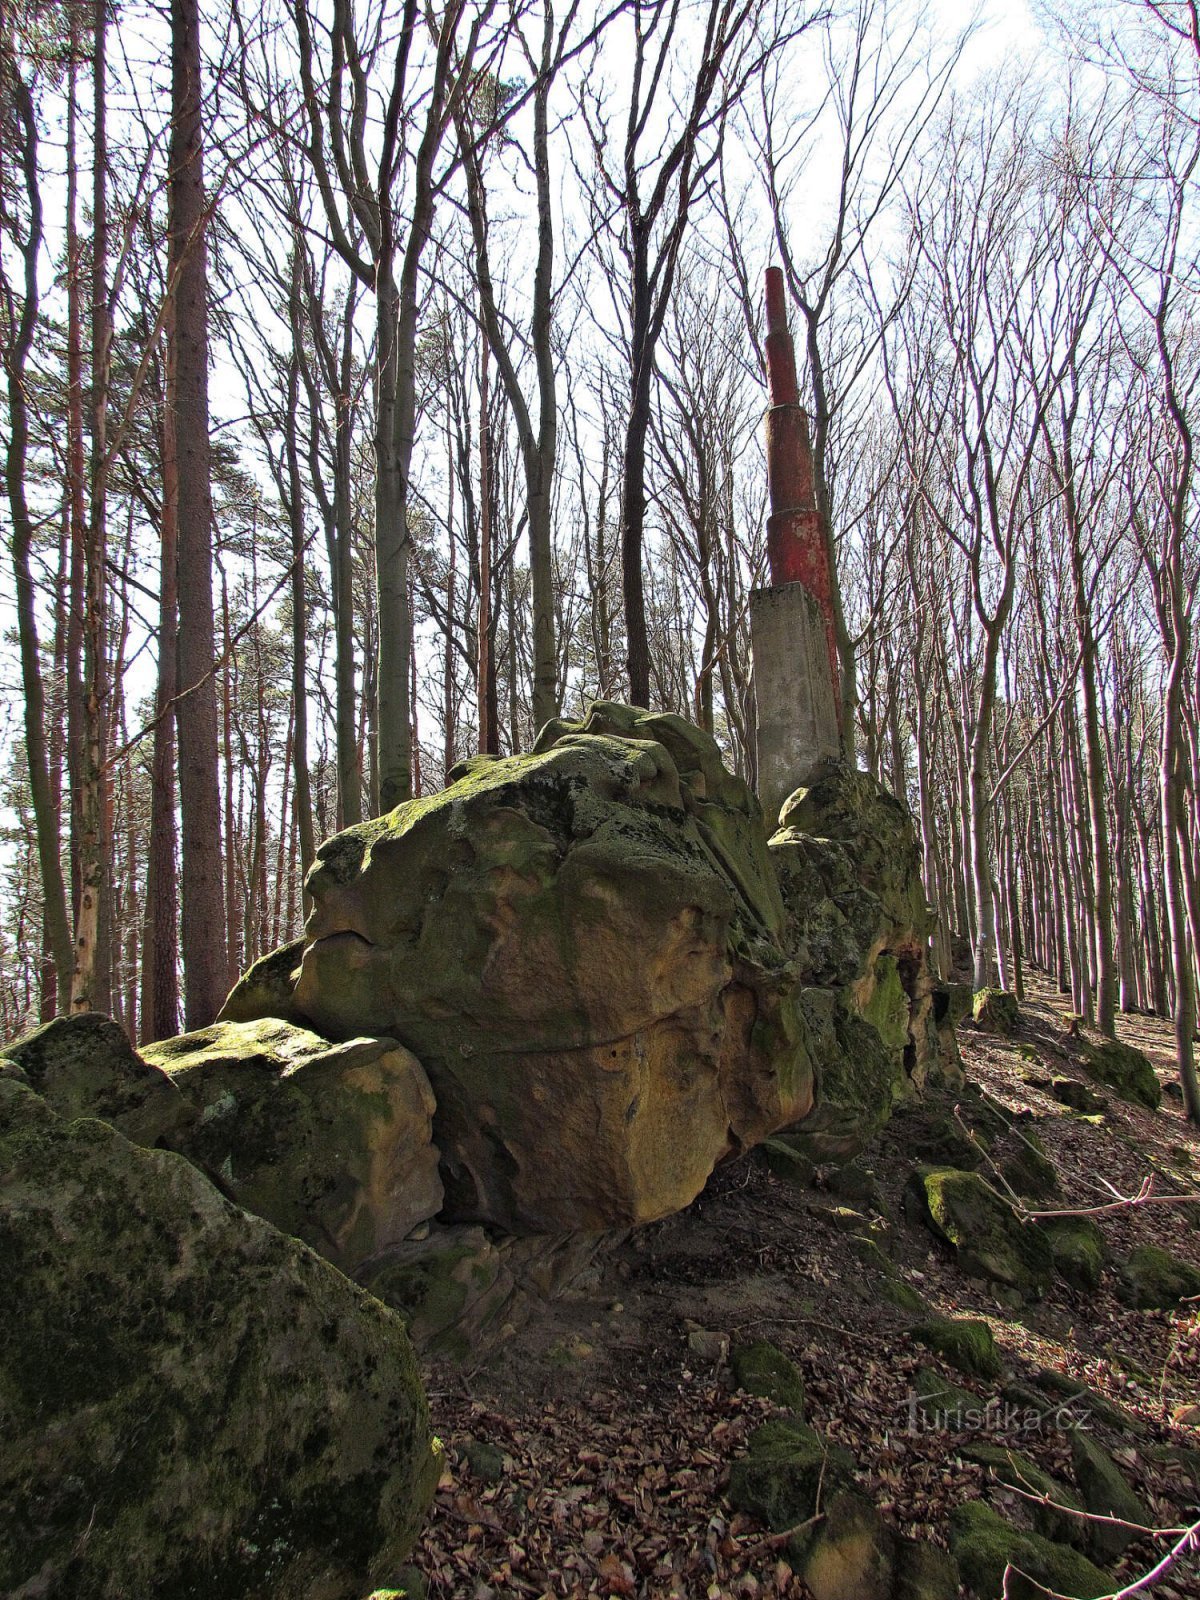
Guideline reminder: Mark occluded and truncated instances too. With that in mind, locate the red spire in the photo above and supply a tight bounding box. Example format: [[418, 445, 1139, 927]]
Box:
[[762, 266, 841, 722]]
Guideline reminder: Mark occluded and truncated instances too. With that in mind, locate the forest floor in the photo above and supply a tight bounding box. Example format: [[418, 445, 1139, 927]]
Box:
[[409, 980, 1200, 1600]]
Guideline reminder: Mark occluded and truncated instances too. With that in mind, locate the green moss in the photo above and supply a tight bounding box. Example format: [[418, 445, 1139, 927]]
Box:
[[1080, 1039, 1161, 1110], [1001, 1131, 1058, 1200], [1039, 1215, 1106, 1292], [909, 1166, 1053, 1297], [861, 954, 911, 1052], [893, 1538, 960, 1600], [1119, 1244, 1200, 1308], [913, 1317, 1001, 1380], [727, 1420, 855, 1532], [949, 1500, 1111, 1599], [756, 1137, 816, 1187], [910, 1367, 980, 1429], [962, 1443, 1085, 1545], [972, 989, 1019, 1035], [730, 1340, 806, 1413], [1070, 1430, 1149, 1561]]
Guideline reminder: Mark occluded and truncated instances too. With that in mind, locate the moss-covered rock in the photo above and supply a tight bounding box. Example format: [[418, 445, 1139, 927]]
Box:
[[1039, 1215, 1106, 1293], [1069, 1429, 1149, 1560], [0, 1077, 439, 1600], [962, 1443, 1085, 1546], [913, 1317, 1002, 1380], [141, 1017, 442, 1275], [224, 703, 813, 1233], [900, 1107, 987, 1171], [949, 1500, 1111, 1599], [727, 1419, 855, 1532], [1080, 1038, 1161, 1110], [730, 1340, 806, 1412], [756, 1136, 816, 1187], [789, 1491, 895, 1600], [973, 988, 1019, 1035], [909, 1367, 981, 1430], [1118, 1244, 1200, 1308], [362, 1225, 518, 1360], [1046, 1076, 1107, 1114], [908, 1166, 1054, 1297], [1001, 1131, 1058, 1200], [893, 1537, 961, 1600], [2, 1010, 188, 1145]]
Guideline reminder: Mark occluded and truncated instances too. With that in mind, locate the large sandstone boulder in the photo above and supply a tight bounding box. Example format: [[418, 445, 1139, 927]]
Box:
[[142, 1017, 443, 1274], [225, 703, 814, 1232], [0, 1075, 440, 1600]]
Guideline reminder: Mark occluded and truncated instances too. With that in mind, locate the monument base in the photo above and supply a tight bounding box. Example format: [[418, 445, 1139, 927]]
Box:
[[750, 582, 842, 831]]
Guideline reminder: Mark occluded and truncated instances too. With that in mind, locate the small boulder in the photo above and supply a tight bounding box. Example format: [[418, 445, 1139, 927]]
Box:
[[1039, 1215, 1106, 1293], [1117, 1243, 1200, 1308], [2, 1010, 188, 1144], [142, 1017, 443, 1275], [730, 1339, 806, 1412], [908, 1367, 982, 1432], [1048, 1076, 1107, 1114], [727, 1419, 855, 1532], [363, 1224, 519, 1360], [973, 989, 1019, 1035], [756, 1135, 816, 1187], [0, 1077, 440, 1600], [893, 1537, 961, 1600], [962, 1442, 1085, 1546], [912, 1317, 1002, 1380], [1070, 1430, 1149, 1560], [949, 1500, 1111, 1600], [1080, 1038, 1161, 1110], [1001, 1131, 1059, 1200], [789, 1491, 895, 1600], [908, 1166, 1054, 1298]]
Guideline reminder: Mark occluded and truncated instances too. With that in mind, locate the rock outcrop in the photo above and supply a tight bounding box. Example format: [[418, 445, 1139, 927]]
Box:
[[0, 1074, 440, 1600], [225, 703, 815, 1232]]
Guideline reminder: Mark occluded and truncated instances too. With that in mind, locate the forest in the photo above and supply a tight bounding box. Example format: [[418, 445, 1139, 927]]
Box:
[[1, 0, 1198, 1111]]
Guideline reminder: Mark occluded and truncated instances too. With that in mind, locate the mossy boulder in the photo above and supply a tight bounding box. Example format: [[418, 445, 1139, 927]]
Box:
[[949, 1500, 1110, 1599], [909, 1367, 981, 1430], [1080, 1038, 1161, 1110], [362, 1224, 518, 1360], [1047, 1076, 1107, 1114], [1117, 1244, 1200, 1308], [769, 758, 944, 1160], [2, 1010, 188, 1145], [972, 988, 1019, 1035], [756, 1136, 816, 1187], [789, 1491, 896, 1600], [1039, 1215, 1106, 1293], [0, 1077, 440, 1600], [908, 1166, 1053, 1297], [900, 1107, 987, 1171], [913, 1317, 1001, 1380], [223, 703, 813, 1233], [893, 1538, 961, 1600], [1069, 1430, 1149, 1561], [727, 1418, 856, 1532], [962, 1443, 1085, 1546], [140, 1018, 443, 1275], [1001, 1131, 1058, 1200], [730, 1340, 806, 1412]]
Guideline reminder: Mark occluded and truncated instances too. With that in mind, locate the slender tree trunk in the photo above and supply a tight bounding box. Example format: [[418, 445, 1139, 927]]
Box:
[[170, 0, 227, 1024], [477, 337, 499, 755]]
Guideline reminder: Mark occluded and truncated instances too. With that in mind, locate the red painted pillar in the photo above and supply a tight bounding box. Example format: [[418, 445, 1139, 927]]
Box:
[[763, 267, 841, 724]]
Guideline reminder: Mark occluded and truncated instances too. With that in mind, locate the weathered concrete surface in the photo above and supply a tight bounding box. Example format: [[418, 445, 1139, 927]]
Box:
[[750, 583, 842, 831]]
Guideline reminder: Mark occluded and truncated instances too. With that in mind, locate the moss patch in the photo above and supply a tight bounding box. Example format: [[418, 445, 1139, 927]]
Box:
[[913, 1317, 1001, 1380], [1039, 1215, 1106, 1293], [1118, 1244, 1200, 1308], [909, 1166, 1053, 1298], [949, 1499, 1110, 1599], [1080, 1038, 1161, 1110], [730, 1340, 806, 1413]]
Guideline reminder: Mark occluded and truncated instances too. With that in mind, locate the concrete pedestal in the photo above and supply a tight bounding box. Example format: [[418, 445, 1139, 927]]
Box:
[[750, 582, 841, 831]]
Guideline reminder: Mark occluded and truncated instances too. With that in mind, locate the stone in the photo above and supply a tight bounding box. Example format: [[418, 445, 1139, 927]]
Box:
[[828, 1160, 884, 1210], [1079, 1038, 1161, 1110], [1039, 1215, 1106, 1293], [948, 1500, 1111, 1600], [687, 1326, 730, 1364], [909, 1367, 981, 1431], [893, 1538, 961, 1600], [0, 1077, 440, 1600], [462, 1439, 505, 1484], [912, 1317, 1002, 1380], [224, 703, 813, 1233], [2, 1010, 189, 1145], [142, 1017, 442, 1275], [1001, 1131, 1058, 1200], [727, 1419, 855, 1532], [219, 936, 307, 1025], [962, 1443, 1086, 1546], [1069, 1430, 1149, 1560], [730, 1340, 806, 1412], [900, 1107, 987, 1171], [756, 1136, 816, 1187], [1117, 1244, 1200, 1308], [363, 1225, 520, 1361], [1048, 1076, 1107, 1114], [972, 988, 1019, 1035], [789, 1491, 895, 1600], [908, 1166, 1054, 1297]]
